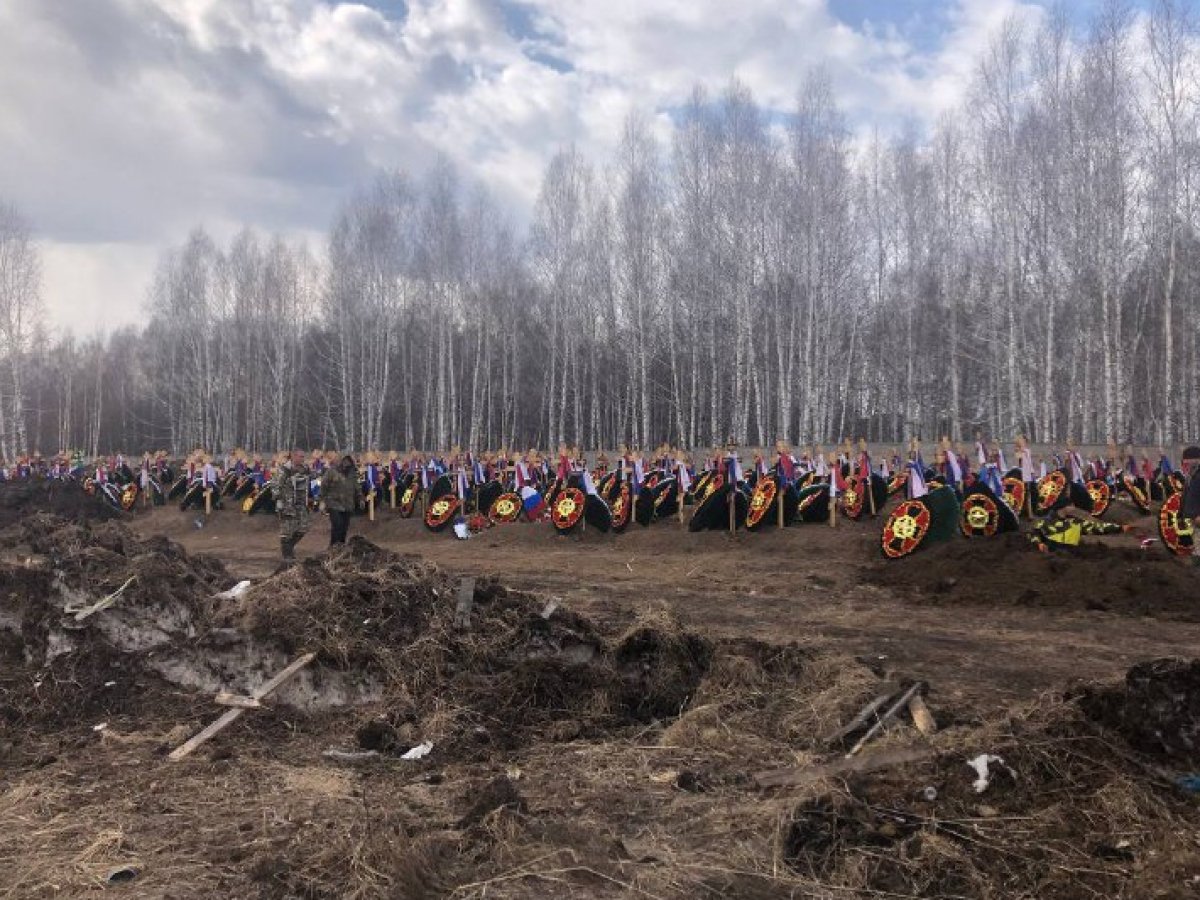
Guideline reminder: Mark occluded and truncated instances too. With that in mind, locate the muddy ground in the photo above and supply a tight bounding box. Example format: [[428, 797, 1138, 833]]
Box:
[[2, 491, 1200, 899]]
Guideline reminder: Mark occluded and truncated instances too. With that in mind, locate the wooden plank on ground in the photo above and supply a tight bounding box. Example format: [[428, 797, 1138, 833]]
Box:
[[453, 576, 476, 630], [755, 746, 934, 789], [821, 684, 898, 746], [73, 576, 137, 622], [169, 652, 316, 761]]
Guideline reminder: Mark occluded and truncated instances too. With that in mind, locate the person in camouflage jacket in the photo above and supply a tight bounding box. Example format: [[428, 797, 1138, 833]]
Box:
[[273, 449, 311, 560]]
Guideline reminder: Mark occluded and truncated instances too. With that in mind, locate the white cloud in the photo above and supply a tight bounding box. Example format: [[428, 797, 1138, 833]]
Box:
[[0, 0, 1051, 333]]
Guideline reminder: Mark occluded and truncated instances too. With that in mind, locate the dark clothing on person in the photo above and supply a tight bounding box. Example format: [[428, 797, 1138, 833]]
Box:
[[329, 509, 352, 545], [321, 456, 360, 546], [1183, 467, 1200, 520], [320, 462, 360, 513]]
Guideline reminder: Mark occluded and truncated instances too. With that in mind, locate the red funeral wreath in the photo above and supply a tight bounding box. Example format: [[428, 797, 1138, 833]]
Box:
[[745, 477, 779, 529], [120, 483, 139, 511], [886, 471, 908, 497], [798, 485, 828, 516], [1158, 492, 1195, 557], [1035, 470, 1067, 513], [1001, 477, 1026, 516], [552, 486, 586, 533], [960, 493, 1000, 538], [611, 482, 632, 532], [699, 472, 724, 504], [399, 484, 418, 518], [1122, 475, 1151, 513], [488, 492, 521, 524], [882, 499, 932, 559], [841, 475, 865, 520], [1086, 479, 1112, 518], [424, 495, 459, 531]]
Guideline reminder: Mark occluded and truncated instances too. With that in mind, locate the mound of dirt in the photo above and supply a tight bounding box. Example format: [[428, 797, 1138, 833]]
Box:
[[218, 538, 716, 752], [1076, 657, 1200, 767], [868, 531, 1200, 620], [0, 514, 233, 733], [0, 478, 123, 530], [781, 693, 1200, 899]]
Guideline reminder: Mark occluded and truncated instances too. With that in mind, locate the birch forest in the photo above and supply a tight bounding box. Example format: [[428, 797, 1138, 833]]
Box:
[[5, 2, 1200, 457]]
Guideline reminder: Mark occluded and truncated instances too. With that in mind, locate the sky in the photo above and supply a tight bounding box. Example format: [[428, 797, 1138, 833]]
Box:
[[0, 0, 1131, 333]]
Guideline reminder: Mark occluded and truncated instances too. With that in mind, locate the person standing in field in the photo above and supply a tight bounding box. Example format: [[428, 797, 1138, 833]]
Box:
[[320, 454, 361, 546], [273, 448, 311, 562]]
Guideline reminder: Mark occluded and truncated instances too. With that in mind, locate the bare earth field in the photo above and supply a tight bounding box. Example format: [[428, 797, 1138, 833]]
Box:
[[3, 487, 1200, 899]]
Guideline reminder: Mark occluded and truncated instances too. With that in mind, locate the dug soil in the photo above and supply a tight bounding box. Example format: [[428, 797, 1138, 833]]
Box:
[[1, 497, 1199, 898]]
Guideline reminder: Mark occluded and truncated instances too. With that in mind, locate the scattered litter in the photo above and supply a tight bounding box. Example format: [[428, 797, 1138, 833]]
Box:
[[453, 521, 470, 540], [104, 681, 116, 688], [541, 599, 559, 619], [921, 786, 938, 801], [214, 580, 251, 600], [967, 753, 1012, 794], [403, 739, 436, 763], [92, 722, 108, 732]]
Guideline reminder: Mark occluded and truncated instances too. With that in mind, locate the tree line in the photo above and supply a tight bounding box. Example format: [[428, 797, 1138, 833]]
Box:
[[2, 0, 1200, 459]]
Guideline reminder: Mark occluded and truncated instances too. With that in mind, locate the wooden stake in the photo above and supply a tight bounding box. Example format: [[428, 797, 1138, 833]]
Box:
[[389, 483, 396, 510], [204, 488, 212, 517], [368, 492, 375, 522], [169, 652, 316, 761], [777, 476, 785, 528]]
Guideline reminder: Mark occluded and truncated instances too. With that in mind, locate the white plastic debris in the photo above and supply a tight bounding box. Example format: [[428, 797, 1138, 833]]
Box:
[[400, 741, 434, 760], [93, 722, 108, 733], [967, 753, 1010, 794], [453, 521, 470, 540], [214, 580, 252, 600]]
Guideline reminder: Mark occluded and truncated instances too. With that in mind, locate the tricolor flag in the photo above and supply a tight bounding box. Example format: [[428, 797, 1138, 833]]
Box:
[[981, 463, 1005, 499], [726, 454, 743, 484], [945, 449, 962, 486], [1019, 448, 1034, 483], [520, 485, 546, 519], [777, 452, 796, 485], [907, 459, 929, 499], [830, 463, 847, 498], [676, 460, 692, 493]]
